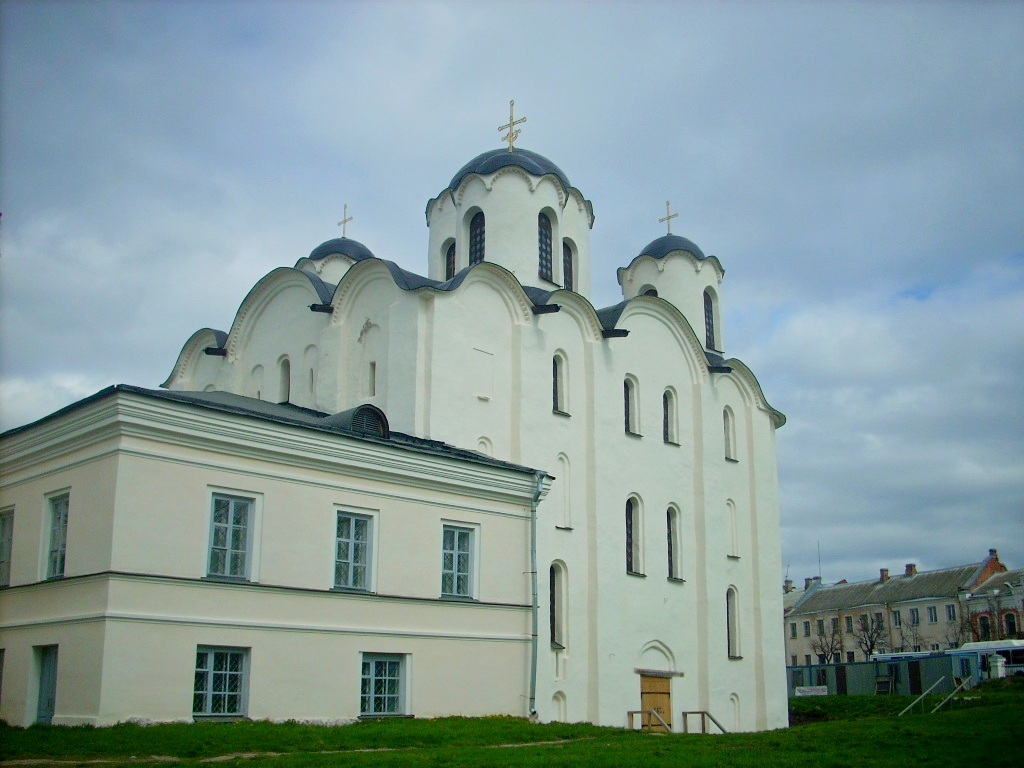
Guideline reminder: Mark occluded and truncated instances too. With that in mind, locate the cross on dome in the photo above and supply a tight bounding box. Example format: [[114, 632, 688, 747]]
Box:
[[659, 200, 679, 234], [498, 100, 526, 152], [337, 204, 353, 238]]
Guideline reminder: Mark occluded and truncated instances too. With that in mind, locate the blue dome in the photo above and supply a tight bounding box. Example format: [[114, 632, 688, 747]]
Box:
[[449, 148, 572, 191], [307, 238, 376, 262], [637, 234, 706, 261]]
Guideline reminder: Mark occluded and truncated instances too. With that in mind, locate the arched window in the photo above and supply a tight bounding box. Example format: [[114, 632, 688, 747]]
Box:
[[538, 213, 553, 281], [978, 615, 992, 640], [727, 587, 741, 658], [562, 242, 574, 291], [625, 497, 642, 573], [663, 390, 677, 443], [666, 507, 681, 579], [1005, 613, 1018, 637], [552, 354, 568, 414], [643, 288, 659, 297], [278, 358, 291, 403], [549, 562, 567, 649], [723, 407, 736, 460], [624, 377, 639, 435], [445, 243, 456, 280], [469, 212, 485, 265], [704, 290, 716, 350]]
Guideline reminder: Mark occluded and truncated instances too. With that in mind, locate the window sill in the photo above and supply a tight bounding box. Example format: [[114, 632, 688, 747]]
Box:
[[667, 576, 686, 584], [358, 713, 414, 720], [332, 586, 374, 594], [202, 575, 252, 584], [194, 714, 247, 722], [439, 594, 478, 603], [728, 655, 743, 661], [727, 554, 741, 561], [552, 409, 571, 418], [625, 430, 643, 439], [555, 525, 574, 531], [663, 440, 680, 446], [725, 457, 739, 464], [551, 641, 565, 651], [626, 570, 647, 578]]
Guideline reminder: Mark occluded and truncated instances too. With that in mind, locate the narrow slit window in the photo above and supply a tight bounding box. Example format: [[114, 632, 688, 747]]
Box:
[[538, 213, 553, 281], [469, 212, 485, 265]]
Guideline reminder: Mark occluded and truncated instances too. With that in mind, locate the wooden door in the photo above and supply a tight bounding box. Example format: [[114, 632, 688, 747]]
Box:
[[37, 646, 58, 724], [640, 675, 672, 731]]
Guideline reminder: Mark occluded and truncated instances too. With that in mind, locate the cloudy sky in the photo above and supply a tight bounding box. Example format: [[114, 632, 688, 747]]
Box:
[[2, 1, 1022, 585]]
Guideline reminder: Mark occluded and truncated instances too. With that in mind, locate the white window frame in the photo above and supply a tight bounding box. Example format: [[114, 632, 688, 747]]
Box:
[[193, 646, 249, 717], [206, 491, 260, 581], [335, 509, 375, 591], [909, 607, 920, 626], [0, 509, 13, 587], [46, 493, 69, 579], [360, 653, 406, 716], [946, 604, 957, 622], [927, 606, 938, 624], [440, 523, 478, 599]]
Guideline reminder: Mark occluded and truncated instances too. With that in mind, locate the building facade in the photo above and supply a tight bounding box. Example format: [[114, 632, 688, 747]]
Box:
[[2, 141, 788, 731], [784, 551, 1008, 666]]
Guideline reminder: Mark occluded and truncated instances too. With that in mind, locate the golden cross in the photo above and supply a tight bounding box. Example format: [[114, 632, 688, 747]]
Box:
[[337, 204, 353, 238], [499, 99, 526, 152], [659, 201, 679, 235]]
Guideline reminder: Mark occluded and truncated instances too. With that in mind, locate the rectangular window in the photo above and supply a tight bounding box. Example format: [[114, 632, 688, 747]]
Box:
[[802, 621, 810, 637], [0, 510, 13, 586], [873, 612, 884, 629], [441, 525, 473, 598], [207, 494, 252, 579], [909, 608, 920, 626], [360, 653, 404, 715], [789, 622, 797, 639], [816, 619, 824, 636], [47, 494, 69, 579], [844, 615, 854, 633], [804, 654, 811, 666], [335, 512, 371, 590], [846, 651, 855, 663], [831, 617, 839, 633], [927, 606, 938, 624], [193, 647, 248, 717], [892, 610, 902, 627], [790, 654, 798, 666], [946, 604, 957, 622]]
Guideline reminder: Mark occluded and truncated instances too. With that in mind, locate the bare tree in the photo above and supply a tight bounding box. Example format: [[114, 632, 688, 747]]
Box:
[[810, 623, 844, 663], [852, 614, 887, 659], [943, 615, 973, 648], [898, 621, 925, 653]]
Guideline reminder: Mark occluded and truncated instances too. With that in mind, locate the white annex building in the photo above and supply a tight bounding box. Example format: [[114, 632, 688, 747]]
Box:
[[0, 124, 788, 731]]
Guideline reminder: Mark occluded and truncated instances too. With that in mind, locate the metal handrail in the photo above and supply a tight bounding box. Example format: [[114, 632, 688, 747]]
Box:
[[897, 676, 945, 716], [679, 710, 728, 734], [627, 709, 671, 732], [931, 675, 972, 713]]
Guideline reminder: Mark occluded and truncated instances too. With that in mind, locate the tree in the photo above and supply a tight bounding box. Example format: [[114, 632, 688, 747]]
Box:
[[810, 621, 844, 663], [852, 614, 887, 659], [943, 615, 973, 648], [898, 621, 925, 653]]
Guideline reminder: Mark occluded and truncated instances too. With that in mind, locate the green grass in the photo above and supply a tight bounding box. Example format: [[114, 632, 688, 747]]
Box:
[[3, 679, 1023, 767]]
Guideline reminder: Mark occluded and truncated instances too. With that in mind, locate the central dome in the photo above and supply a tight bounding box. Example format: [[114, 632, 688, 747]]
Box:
[[448, 148, 572, 191]]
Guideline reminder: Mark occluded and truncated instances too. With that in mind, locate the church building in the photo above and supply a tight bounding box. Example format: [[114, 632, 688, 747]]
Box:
[[0, 116, 788, 731]]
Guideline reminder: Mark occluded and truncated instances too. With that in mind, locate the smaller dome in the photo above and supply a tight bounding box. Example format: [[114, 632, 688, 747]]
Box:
[[637, 234, 706, 261], [449, 148, 572, 191], [307, 237, 376, 262]]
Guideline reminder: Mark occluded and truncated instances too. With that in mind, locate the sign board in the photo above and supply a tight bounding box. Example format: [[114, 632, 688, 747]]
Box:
[[794, 686, 829, 697]]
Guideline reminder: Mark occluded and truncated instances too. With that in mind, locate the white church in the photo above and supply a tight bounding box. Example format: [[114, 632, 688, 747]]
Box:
[[0, 117, 788, 731]]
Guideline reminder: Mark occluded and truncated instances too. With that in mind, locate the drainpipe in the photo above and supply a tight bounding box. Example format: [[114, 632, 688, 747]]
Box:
[[528, 471, 546, 717]]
